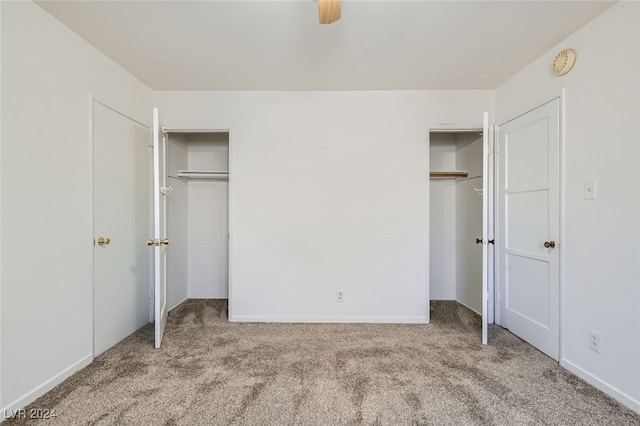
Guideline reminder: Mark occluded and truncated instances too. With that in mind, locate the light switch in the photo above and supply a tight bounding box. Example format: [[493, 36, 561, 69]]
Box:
[[584, 180, 596, 200]]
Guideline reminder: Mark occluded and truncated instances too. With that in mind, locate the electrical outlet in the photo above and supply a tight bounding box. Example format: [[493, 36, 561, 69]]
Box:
[[336, 290, 344, 303], [589, 331, 600, 353]]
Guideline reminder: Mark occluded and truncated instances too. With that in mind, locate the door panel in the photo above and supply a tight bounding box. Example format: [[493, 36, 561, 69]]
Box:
[[153, 107, 168, 349], [506, 191, 549, 253], [504, 118, 549, 189], [94, 102, 151, 356], [498, 99, 560, 360], [506, 254, 550, 326]]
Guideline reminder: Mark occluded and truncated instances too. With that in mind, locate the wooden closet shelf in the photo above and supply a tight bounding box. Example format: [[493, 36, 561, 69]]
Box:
[[175, 170, 229, 180], [429, 171, 468, 179]]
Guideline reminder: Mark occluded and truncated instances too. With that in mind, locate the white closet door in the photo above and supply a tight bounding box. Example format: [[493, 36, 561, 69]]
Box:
[[481, 112, 490, 345], [152, 107, 168, 349]]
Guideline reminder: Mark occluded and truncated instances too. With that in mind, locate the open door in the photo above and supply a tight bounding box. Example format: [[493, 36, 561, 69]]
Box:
[[481, 112, 491, 345], [496, 100, 560, 360], [152, 107, 168, 348]]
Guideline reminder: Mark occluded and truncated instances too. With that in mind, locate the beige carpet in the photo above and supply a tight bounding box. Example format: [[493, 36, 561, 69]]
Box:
[[6, 300, 640, 425]]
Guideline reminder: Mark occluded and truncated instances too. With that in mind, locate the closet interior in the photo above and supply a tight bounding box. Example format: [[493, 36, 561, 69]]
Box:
[[429, 130, 483, 314], [165, 131, 230, 311]]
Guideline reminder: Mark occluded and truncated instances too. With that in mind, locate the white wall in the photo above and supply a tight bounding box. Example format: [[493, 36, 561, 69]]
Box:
[[429, 134, 457, 300], [1, 1, 151, 413], [154, 91, 493, 322], [495, 2, 640, 411], [187, 181, 229, 298], [185, 134, 229, 299], [186, 133, 229, 172]]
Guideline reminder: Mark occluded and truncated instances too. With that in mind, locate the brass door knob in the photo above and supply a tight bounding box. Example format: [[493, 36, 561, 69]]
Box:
[[97, 237, 111, 246], [160, 239, 169, 245], [544, 241, 556, 249], [147, 239, 155, 246]]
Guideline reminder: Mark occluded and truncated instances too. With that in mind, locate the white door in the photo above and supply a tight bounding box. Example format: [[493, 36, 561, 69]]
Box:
[[497, 99, 560, 360], [481, 112, 490, 345], [94, 101, 151, 356], [152, 107, 169, 348]]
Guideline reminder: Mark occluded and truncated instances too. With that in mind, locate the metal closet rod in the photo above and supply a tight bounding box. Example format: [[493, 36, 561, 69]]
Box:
[[162, 127, 229, 134]]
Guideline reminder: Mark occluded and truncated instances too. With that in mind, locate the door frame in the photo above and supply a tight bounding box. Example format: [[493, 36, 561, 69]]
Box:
[[157, 127, 234, 321], [426, 117, 496, 334], [494, 92, 565, 362], [90, 95, 152, 358]]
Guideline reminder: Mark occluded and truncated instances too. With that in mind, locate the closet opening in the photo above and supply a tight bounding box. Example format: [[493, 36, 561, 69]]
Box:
[[165, 130, 230, 312], [429, 130, 484, 316]]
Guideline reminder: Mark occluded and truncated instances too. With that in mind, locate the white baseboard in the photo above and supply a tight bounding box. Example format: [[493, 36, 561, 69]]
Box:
[[454, 299, 481, 316], [562, 359, 640, 414], [2, 353, 93, 422], [168, 297, 189, 313], [229, 315, 428, 324]]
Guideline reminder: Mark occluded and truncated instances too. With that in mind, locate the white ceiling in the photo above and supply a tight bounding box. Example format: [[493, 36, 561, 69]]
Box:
[[36, 0, 615, 91]]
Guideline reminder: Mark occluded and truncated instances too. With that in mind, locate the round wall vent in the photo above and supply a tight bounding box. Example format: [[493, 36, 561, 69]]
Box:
[[552, 49, 577, 76]]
